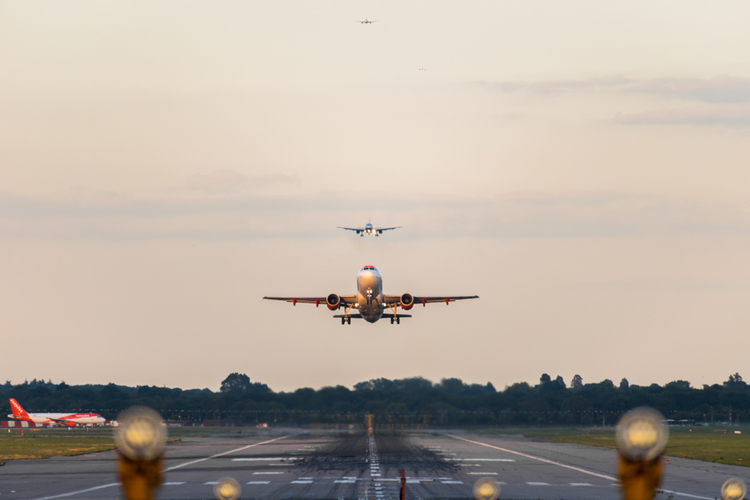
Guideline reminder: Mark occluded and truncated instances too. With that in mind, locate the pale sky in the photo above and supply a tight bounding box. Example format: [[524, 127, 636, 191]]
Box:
[[1, 1, 749, 392]]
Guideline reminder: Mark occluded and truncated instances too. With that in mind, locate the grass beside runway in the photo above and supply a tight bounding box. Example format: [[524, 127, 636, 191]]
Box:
[[0, 428, 117, 460], [0, 426, 273, 460], [474, 425, 750, 467]]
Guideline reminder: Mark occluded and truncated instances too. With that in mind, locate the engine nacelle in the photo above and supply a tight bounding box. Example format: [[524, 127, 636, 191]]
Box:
[[400, 293, 415, 310], [326, 294, 341, 310]]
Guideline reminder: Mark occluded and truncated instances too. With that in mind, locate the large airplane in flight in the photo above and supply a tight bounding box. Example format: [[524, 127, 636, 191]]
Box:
[[264, 266, 478, 324], [7, 398, 106, 426], [338, 218, 401, 236]]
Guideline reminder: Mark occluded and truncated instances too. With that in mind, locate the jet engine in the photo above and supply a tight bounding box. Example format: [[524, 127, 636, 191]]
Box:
[[400, 293, 415, 310], [326, 294, 341, 310]]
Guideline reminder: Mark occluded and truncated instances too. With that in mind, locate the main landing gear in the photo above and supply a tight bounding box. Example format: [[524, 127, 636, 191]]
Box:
[[390, 317, 400, 324], [341, 317, 351, 325]]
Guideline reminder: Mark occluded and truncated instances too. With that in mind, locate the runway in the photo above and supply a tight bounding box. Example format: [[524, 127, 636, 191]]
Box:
[[0, 429, 747, 499]]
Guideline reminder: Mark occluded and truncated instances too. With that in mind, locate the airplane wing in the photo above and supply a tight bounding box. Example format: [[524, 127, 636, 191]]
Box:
[[337, 226, 365, 234], [264, 295, 358, 306], [375, 226, 402, 233], [383, 295, 479, 306]]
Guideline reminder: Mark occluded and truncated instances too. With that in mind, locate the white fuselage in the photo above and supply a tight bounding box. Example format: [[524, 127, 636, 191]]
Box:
[[356, 267, 384, 323], [8, 412, 106, 425]]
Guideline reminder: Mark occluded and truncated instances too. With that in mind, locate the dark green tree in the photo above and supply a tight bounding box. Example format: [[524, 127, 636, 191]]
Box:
[[220, 373, 252, 393]]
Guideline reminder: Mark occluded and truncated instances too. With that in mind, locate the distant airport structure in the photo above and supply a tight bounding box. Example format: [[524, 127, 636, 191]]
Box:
[[264, 265, 478, 324]]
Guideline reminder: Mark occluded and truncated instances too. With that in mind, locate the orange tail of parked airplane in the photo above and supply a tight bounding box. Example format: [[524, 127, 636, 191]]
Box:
[[9, 398, 31, 420]]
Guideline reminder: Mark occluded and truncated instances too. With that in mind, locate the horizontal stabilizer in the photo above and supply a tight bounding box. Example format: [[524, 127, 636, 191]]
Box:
[[382, 314, 412, 318]]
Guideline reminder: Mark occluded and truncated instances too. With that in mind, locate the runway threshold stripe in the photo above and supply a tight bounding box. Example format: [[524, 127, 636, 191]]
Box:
[[31, 483, 119, 500], [448, 435, 715, 500]]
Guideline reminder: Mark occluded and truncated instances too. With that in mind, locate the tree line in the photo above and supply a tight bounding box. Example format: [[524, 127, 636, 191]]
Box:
[[1, 373, 749, 426]]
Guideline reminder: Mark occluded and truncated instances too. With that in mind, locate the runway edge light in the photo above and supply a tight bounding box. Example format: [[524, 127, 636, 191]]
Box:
[[615, 407, 668, 500], [473, 477, 500, 500], [115, 406, 166, 500], [722, 478, 747, 500], [214, 477, 241, 500]]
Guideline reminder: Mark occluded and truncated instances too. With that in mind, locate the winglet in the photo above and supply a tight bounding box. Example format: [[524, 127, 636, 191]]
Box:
[[9, 398, 30, 420]]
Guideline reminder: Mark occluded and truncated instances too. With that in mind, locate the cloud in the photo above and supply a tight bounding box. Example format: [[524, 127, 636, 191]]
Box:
[[475, 76, 750, 104], [0, 191, 747, 241], [614, 104, 750, 126], [474, 77, 632, 95], [628, 77, 750, 104], [185, 170, 300, 194]]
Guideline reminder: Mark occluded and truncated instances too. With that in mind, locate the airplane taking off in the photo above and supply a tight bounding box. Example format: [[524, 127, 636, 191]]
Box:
[[357, 18, 377, 24], [7, 398, 105, 426], [338, 218, 401, 236], [264, 266, 478, 324]]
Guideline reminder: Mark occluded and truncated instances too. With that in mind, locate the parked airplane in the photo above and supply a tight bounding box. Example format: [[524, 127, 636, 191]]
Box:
[[357, 18, 377, 24], [7, 398, 106, 426], [264, 265, 478, 324], [338, 218, 401, 236]]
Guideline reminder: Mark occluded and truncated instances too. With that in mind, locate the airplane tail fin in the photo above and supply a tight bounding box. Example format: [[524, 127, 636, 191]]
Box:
[[9, 398, 30, 419]]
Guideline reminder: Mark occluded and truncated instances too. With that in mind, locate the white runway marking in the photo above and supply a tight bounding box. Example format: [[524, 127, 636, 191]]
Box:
[[204, 481, 219, 485], [335, 480, 355, 483], [166, 435, 294, 471], [30, 483, 119, 500], [447, 434, 616, 481], [254, 472, 285, 475], [291, 480, 313, 484], [446, 458, 515, 462], [468, 472, 498, 475], [298, 477, 313, 480], [449, 434, 715, 500], [246, 481, 271, 485], [442, 480, 464, 484], [570, 483, 592, 486], [231, 457, 297, 461], [659, 490, 715, 500], [162, 482, 185, 486], [527, 482, 550, 486]]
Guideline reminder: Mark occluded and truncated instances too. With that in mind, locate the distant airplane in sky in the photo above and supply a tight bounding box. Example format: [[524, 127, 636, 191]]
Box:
[[418, 68, 428, 71], [338, 218, 401, 236], [357, 19, 377, 24], [264, 265, 478, 324], [7, 398, 106, 426]]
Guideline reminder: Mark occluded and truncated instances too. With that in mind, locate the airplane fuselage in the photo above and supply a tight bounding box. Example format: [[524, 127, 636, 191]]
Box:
[[7, 412, 105, 425], [356, 266, 384, 323]]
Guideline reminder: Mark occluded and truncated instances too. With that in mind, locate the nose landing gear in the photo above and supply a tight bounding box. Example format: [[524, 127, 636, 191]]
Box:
[[341, 317, 351, 325], [390, 317, 400, 325]]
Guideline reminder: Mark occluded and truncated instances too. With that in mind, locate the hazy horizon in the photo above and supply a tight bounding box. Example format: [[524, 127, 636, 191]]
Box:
[[1, 1, 748, 393]]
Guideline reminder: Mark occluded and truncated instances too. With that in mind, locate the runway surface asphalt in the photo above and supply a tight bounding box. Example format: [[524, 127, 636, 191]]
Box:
[[1, 428, 748, 499]]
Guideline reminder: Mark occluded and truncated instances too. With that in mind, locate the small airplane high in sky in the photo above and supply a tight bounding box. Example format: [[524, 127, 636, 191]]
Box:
[[338, 218, 401, 236], [264, 265, 478, 324], [7, 398, 106, 426], [357, 18, 377, 24]]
